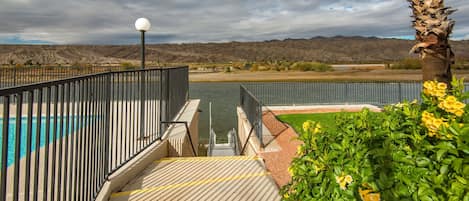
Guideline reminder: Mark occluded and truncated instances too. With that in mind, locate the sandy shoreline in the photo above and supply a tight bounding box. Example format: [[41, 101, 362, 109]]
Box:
[[189, 69, 469, 82]]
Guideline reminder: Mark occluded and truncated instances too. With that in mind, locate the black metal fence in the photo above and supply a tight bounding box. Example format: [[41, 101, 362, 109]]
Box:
[[243, 81, 469, 106], [0, 66, 188, 201], [240, 85, 263, 147], [161, 67, 189, 132], [0, 66, 165, 89], [243, 81, 420, 106]]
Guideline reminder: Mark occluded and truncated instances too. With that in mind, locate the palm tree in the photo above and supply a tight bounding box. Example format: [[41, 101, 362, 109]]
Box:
[[408, 0, 456, 84]]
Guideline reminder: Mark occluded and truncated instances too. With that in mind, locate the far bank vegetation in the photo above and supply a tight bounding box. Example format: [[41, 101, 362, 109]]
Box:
[[250, 61, 333, 72], [389, 58, 469, 70]]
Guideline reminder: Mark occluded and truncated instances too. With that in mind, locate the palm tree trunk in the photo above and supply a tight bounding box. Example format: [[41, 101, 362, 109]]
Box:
[[422, 48, 452, 83], [409, 0, 456, 84]]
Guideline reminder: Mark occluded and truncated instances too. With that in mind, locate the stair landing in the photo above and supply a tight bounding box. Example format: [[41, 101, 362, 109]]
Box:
[[109, 156, 281, 201]]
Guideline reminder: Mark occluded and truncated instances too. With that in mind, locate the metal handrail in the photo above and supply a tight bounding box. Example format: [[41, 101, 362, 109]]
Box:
[[207, 129, 216, 156], [240, 122, 258, 155], [228, 128, 239, 155], [161, 121, 198, 157]]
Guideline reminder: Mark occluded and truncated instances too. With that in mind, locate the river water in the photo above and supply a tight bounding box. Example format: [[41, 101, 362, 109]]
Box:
[[190, 82, 241, 143]]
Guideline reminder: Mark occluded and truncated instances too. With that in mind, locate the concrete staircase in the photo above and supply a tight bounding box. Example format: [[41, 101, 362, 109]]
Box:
[[109, 156, 280, 201]]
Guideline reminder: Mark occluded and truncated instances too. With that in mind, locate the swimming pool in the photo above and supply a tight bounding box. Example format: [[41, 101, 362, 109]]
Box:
[[0, 116, 84, 167]]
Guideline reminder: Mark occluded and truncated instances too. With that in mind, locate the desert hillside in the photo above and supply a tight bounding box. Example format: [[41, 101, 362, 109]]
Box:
[[1, 36, 468, 65]]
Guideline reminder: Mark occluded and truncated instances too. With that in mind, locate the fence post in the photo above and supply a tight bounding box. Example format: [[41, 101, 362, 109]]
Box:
[[104, 73, 111, 177], [140, 70, 146, 139], [159, 70, 169, 136], [258, 103, 263, 148], [398, 82, 403, 102]]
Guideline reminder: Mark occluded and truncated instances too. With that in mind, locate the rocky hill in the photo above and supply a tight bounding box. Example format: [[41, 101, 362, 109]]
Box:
[[1, 36, 468, 65]]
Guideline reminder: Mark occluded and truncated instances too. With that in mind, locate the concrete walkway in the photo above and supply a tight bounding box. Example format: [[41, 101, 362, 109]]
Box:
[[211, 144, 236, 156], [109, 156, 280, 201]]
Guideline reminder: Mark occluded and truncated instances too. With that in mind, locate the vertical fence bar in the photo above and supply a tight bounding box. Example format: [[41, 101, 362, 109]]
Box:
[[13, 93, 23, 201], [105, 73, 116, 174], [258, 101, 263, 147], [0, 96, 10, 201], [68, 81, 76, 201], [159, 70, 164, 139], [24, 90, 34, 201], [90, 78, 96, 198], [43, 87, 51, 201], [33, 89, 42, 201], [104, 74, 111, 180], [57, 84, 65, 201], [84, 78, 91, 200], [140, 70, 146, 140], [63, 82, 70, 201], [76, 79, 85, 201], [50, 85, 58, 201], [119, 74, 124, 165], [130, 72, 135, 155]]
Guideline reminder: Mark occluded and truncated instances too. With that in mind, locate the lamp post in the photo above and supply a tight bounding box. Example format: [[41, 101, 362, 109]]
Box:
[[135, 18, 151, 69], [135, 18, 151, 139]]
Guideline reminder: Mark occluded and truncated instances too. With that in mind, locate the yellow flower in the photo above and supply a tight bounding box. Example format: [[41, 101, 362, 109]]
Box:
[[288, 167, 294, 176], [335, 175, 342, 184], [435, 91, 446, 98], [423, 81, 435, 91], [336, 173, 353, 190], [423, 81, 447, 98], [438, 95, 466, 116], [433, 118, 443, 126], [437, 82, 447, 90], [453, 101, 466, 109], [344, 175, 353, 183], [421, 110, 450, 138], [446, 95, 457, 103], [302, 121, 311, 132], [455, 110, 464, 117], [283, 193, 289, 199], [296, 146, 304, 156], [312, 123, 322, 134], [428, 131, 436, 137], [359, 189, 381, 201], [422, 111, 433, 118]]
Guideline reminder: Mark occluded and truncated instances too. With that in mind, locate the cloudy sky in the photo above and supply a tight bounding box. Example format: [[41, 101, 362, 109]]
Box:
[[0, 0, 468, 44]]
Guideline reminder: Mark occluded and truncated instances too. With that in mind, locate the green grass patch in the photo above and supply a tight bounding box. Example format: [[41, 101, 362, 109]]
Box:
[[277, 112, 384, 133], [277, 113, 341, 133]]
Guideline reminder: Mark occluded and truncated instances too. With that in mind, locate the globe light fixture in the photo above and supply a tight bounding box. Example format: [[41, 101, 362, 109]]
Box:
[[135, 18, 151, 32]]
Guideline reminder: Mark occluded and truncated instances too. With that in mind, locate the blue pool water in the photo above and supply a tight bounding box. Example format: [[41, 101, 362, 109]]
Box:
[[0, 116, 84, 167]]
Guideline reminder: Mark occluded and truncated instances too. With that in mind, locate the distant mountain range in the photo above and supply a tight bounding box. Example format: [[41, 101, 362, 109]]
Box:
[[1, 36, 468, 65]]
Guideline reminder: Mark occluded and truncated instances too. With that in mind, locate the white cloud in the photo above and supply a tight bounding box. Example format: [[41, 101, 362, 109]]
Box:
[[0, 0, 467, 44]]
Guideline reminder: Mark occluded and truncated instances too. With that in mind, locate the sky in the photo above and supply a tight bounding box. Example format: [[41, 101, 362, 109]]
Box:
[[0, 0, 468, 44]]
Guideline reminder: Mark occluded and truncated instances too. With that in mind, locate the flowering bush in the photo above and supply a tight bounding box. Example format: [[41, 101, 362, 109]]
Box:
[[281, 78, 469, 201]]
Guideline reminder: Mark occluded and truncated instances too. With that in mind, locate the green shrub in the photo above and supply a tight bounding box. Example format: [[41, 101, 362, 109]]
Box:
[[120, 62, 136, 70], [282, 78, 469, 201], [391, 58, 422, 69], [290, 62, 332, 72]]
